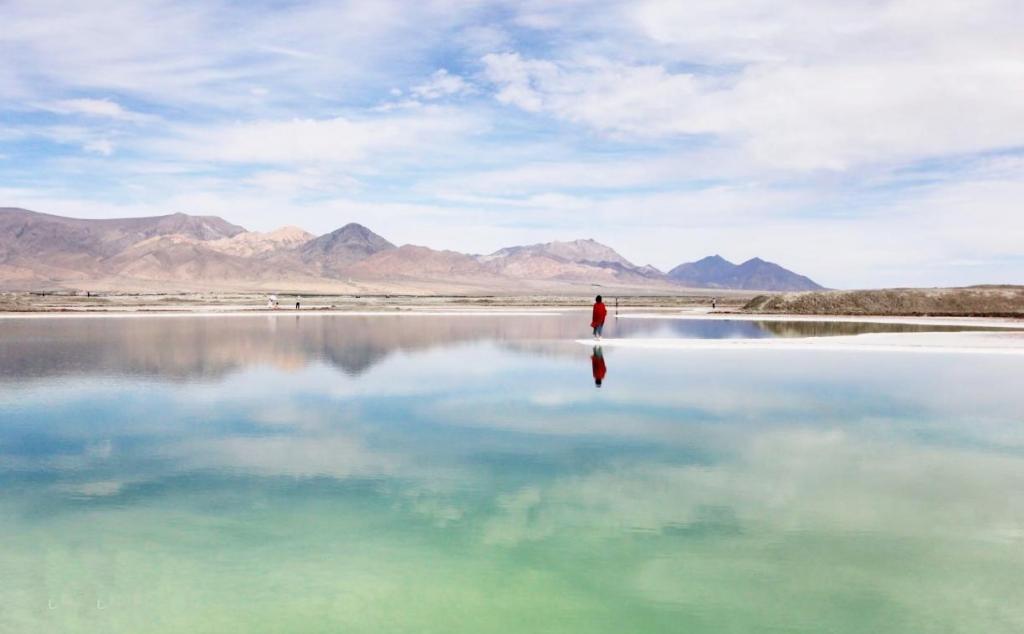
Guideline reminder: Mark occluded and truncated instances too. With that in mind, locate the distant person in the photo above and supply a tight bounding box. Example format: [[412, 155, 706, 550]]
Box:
[[591, 295, 607, 340], [591, 346, 607, 387], [711, 297, 717, 310], [296, 296, 302, 310]]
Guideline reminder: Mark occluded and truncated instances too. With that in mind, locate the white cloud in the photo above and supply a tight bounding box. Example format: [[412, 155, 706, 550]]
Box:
[[627, 0, 1024, 66], [0, 0, 489, 109], [410, 69, 473, 100], [6, 123, 122, 157], [159, 107, 483, 165], [243, 168, 362, 194], [479, 0, 1024, 171], [482, 51, 1024, 171], [40, 98, 151, 122]]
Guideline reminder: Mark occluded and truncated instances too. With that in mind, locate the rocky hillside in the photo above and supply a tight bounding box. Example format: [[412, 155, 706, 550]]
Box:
[[0, 207, 247, 282], [743, 286, 1024, 316], [292, 223, 396, 277], [207, 226, 314, 257], [487, 239, 632, 266], [481, 239, 666, 284]]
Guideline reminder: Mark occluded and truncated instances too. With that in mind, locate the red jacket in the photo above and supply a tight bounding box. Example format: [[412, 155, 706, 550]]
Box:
[[591, 302, 607, 328]]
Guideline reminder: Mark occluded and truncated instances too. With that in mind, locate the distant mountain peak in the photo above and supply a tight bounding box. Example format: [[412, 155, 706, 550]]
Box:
[[318, 222, 389, 244], [297, 222, 396, 274], [480, 237, 667, 283], [668, 254, 823, 291], [338, 221, 370, 232], [490, 238, 631, 266], [149, 211, 247, 240], [696, 254, 733, 265]]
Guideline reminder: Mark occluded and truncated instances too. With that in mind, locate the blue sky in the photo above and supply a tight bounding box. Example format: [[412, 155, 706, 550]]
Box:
[[1, 0, 1022, 288]]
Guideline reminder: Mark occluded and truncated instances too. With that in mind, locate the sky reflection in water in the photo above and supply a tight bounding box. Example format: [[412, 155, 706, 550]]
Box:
[[1, 314, 1023, 633]]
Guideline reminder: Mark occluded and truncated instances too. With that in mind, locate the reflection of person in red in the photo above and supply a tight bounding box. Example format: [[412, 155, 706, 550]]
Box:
[[591, 346, 607, 388], [590, 295, 607, 340]]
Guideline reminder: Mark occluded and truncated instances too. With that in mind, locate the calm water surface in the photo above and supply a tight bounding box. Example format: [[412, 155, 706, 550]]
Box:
[[1, 314, 1023, 633]]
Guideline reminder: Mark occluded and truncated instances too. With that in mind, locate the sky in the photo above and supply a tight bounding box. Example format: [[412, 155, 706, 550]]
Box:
[[1, 0, 1022, 288]]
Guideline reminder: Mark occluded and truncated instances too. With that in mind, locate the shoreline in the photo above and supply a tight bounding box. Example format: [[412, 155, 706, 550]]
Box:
[[619, 311, 1024, 329], [579, 331, 1024, 355], [1, 306, 1021, 329], [0, 308, 572, 319], [2, 306, 1021, 354]]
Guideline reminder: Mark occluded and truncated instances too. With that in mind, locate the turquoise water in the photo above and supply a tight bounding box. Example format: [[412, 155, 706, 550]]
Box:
[[1, 314, 1023, 633]]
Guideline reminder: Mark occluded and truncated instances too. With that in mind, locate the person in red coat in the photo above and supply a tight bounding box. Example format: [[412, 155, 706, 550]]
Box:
[[590, 295, 607, 340], [591, 346, 607, 387]]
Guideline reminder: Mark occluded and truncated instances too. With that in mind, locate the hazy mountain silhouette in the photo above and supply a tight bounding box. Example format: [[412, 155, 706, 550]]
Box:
[[668, 255, 823, 291]]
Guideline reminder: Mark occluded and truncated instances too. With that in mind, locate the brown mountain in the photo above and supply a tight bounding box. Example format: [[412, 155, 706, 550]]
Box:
[[487, 238, 632, 266], [102, 235, 262, 282], [348, 245, 492, 280], [0, 207, 246, 282], [0, 207, 242, 258], [294, 223, 396, 277], [481, 238, 667, 284]]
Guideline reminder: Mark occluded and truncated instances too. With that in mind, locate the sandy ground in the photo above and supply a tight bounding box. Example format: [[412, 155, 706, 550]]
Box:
[[0, 291, 751, 314]]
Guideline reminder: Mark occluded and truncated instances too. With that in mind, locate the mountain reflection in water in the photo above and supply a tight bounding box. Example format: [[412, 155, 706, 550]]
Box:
[[0, 313, 992, 383]]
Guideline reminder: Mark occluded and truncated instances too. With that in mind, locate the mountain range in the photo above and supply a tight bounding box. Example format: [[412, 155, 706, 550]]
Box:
[[0, 207, 823, 293]]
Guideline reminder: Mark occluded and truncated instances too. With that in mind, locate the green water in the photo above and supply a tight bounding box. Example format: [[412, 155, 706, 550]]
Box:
[[1, 314, 1023, 633]]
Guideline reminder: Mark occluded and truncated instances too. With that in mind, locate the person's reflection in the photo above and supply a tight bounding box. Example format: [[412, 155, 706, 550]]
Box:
[[591, 346, 607, 388]]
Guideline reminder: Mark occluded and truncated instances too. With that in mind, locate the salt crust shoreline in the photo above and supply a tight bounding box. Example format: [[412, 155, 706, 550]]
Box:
[[619, 312, 1024, 329], [577, 332, 1024, 355], [0, 309, 565, 319]]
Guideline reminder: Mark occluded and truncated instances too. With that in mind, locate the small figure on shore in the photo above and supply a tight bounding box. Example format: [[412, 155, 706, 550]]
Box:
[[591, 346, 607, 387], [591, 294, 607, 340], [268, 294, 278, 309], [711, 297, 717, 310], [295, 296, 302, 310]]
